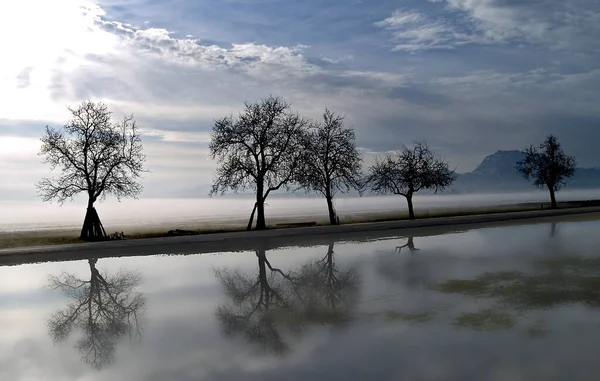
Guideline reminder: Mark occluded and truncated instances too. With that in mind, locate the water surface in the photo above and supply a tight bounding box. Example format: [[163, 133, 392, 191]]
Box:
[[3, 215, 600, 380]]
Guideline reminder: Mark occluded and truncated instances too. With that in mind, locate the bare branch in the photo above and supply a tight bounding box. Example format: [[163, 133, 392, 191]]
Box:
[[297, 109, 363, 197], [37, 100, 146, 206], [47, 259, 145, 370], [516, 135, 576, 208], [365, 142, 456, 219], [209, 95, 308, 229]]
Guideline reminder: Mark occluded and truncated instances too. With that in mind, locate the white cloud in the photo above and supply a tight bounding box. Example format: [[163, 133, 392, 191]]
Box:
[[96, 18, 321, 80], [0, 0, 322, 125], [375, 11, 426, 27], [434, 0, 600, 51], [375, 9, 483, 52], [340, 71, 409, 86], [379, 1, 600, 53]]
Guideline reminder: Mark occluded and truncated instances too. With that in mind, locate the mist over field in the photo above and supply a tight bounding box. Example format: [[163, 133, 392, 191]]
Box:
[[1, 189, 598, 232]]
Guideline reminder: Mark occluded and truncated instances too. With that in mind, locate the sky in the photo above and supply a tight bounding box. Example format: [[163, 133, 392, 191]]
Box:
[[0, 0, 599, 201]]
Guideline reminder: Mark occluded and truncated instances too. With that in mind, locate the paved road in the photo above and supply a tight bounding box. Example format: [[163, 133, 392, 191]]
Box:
[[1, 206, 600, 266]]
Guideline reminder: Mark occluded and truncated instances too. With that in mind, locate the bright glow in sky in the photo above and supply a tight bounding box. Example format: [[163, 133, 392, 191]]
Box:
[[0, 1, 120, 121]]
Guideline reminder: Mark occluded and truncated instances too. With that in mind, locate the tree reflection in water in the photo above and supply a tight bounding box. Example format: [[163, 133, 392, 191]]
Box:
[[294, 243, 360, 322], [215, 243, 360, 355], [550, 222, 558, 238], [216, 249, 297, 355], [395, 236, 420, 253], [377, 236, 430, 290], [47, 258, 145, 370]]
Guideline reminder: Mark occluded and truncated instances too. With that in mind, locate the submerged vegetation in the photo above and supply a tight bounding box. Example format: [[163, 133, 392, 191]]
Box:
[[453, 309, 514, 331], [413, 255, 600, 335], [372, 234, 600, 338], [385, 311, 435, 323], [434, 257, 600, 309]]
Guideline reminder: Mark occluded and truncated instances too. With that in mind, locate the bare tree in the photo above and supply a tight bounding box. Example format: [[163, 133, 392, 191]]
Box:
[[365, 142, 456, 220], [293, 242, 360, 318], [516, 135, 576, 209], [378, 236, 432, 290], [37, 100, 145, 241], [209, 96, 308, 230], [297, 109, 363, 225], [215, 245, 360, 354], [215, 249, 299, 355], [47, 259, 145, 369]]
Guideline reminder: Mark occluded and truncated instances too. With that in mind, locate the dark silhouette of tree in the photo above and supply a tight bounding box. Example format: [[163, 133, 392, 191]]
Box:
[[293, 242, 360, 319], [215, 249, 298, 355], [550, 222, 558, 238], [47, 258, 145, 369], [297, 109, 363, 225], [516, 135, 576, 209], [365, 142, 455, 220], [37, 101, 145, 241], [215, 245, 360, 355], [209, 96, 308, 230], [378, 236, 430, 290], [395, 236, 420, 253]]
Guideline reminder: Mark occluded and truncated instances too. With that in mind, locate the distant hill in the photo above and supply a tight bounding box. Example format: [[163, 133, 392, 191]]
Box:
[[449, 150, 600, 194], [472, 150, 526, 177]]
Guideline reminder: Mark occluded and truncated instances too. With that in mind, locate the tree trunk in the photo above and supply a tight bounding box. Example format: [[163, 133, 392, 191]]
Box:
[[246, 202, 258, 231], [255, 178, 268, 230], [549, 187, 557, 209], [255, 249, 271, 306], [256, 200, 267, 230], [325, 242, 335, 307], [406, 194, 415, 220], [326, 196, 337, 225], [256, 249, 268, 288], [407, 236, 417, 251], [88, 258, 99, 277], [80, 200, 107, 241]]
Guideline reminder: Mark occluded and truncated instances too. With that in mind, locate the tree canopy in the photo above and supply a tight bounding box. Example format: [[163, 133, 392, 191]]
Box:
[[209, 95, 308, 230], [297, 109, 363, 224], [47, 259, 145, 369], [366, 142, 455, 219], [37, 100, 145, 240], [516, 134, 576, 209], [215, 244, 359, 355]]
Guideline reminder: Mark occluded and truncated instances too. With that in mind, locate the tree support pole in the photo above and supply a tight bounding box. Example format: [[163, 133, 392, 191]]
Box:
[[80, 207, 107, 241]]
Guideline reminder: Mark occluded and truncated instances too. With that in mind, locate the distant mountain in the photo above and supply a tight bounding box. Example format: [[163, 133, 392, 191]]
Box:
[[472, 150, 526, 177], [449, 150, 600, 194]]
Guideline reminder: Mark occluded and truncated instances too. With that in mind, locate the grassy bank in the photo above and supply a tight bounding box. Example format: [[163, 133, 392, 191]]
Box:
[[1, 199, 599, 250]]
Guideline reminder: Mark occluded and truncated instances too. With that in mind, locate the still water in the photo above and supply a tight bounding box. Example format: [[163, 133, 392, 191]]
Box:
[[3, 215, 600, 380]]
